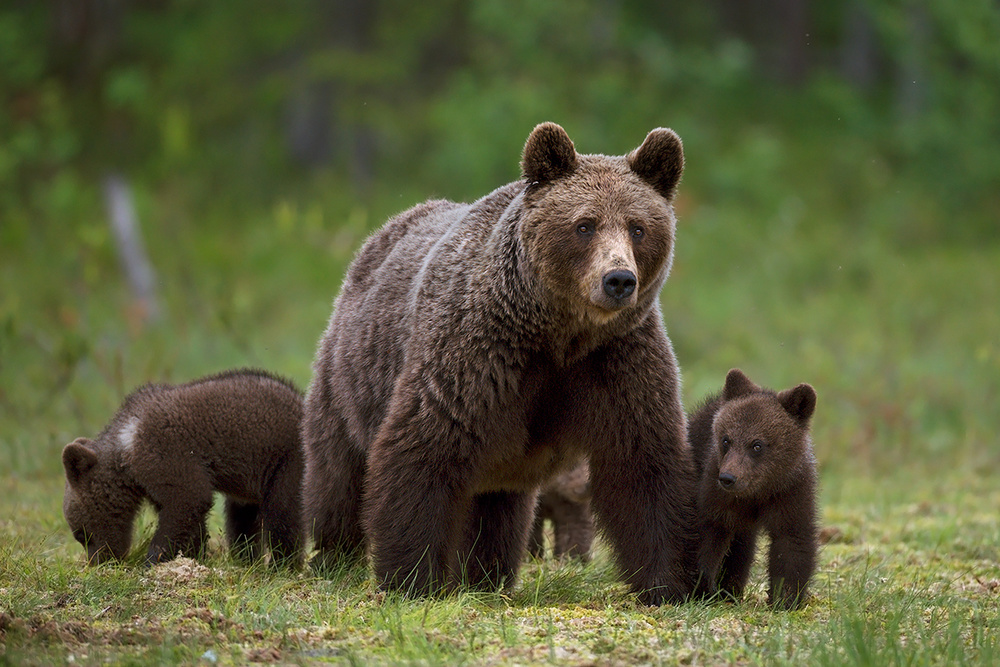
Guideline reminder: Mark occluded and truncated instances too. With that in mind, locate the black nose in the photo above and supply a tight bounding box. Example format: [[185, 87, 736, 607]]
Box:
[[603, 270, 637, 300], [718, 473, 736, 489]]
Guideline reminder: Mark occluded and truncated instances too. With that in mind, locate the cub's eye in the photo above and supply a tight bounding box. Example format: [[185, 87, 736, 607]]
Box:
[[631, 225, 645, 240], [720, 436, 730, 453], [576, 221, 594, 236], [750, 440, 764, 454]]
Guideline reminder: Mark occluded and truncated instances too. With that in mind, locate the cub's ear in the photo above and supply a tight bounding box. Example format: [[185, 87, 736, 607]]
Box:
[[522, 122, 578, 185], [722, 368, 757, 401], [628, 128, 684, 201], [778, 383, 817, 425], [63, 438, 98, 485]]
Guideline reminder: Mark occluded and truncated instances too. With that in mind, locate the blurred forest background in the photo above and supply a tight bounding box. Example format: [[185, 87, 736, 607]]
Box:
[[1, 0, 998, 479]]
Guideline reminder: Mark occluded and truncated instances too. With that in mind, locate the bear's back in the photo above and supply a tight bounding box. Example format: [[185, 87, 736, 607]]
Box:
[[345, 200, 467, 291], [313, 183, 525, 449], [116, 370, 303, 490]]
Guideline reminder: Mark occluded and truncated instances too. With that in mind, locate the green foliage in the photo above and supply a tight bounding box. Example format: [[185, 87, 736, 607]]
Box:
[[2, 1, 997, 236]]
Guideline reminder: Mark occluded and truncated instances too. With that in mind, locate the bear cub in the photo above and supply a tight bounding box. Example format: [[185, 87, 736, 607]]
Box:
[[528, 462, 594, 562], [62, 368, 304, 567], [689, 368, 818, 609]]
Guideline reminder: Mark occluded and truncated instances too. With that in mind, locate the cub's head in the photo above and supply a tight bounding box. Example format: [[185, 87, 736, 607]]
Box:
[[62, 437, 135, 564], [711, 369, 817, 499], [519, 122, 683, 325]]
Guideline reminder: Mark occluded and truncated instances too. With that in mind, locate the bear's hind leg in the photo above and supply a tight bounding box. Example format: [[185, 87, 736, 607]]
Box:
[[302, 418, 368, 573], [225, 498, 262, 563], [259, 459, 305, 567], [458, 491, 536, 591]]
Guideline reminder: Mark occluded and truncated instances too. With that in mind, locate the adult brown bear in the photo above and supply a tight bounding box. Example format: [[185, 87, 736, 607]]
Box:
[[302, 122, 696, 604]]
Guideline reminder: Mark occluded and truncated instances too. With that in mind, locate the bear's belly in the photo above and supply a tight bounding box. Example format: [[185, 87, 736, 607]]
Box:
[[473, 440, 585, 494]]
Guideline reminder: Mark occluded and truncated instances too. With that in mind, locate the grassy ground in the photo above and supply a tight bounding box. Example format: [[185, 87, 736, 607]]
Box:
[[1, 472, 997, 665], [2, 169, 998, 664]]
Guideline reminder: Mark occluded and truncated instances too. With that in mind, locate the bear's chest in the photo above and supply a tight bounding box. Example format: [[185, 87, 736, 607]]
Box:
[[715, 494, 764, 530], [471, 361, 590, 493]]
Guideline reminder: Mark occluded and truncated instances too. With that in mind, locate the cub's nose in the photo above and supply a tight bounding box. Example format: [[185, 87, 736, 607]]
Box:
[[718, 473, 736, 490], [603, 270, 637, 300]]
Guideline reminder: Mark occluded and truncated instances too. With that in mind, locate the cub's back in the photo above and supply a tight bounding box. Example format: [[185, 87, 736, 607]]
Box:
[[130, 369, 302, 463]]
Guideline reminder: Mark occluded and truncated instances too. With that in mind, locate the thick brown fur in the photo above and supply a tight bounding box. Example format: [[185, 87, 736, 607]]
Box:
[[688, 368, 818, 609], [62, 369, 305, 567], [528, 462, 594, 561], [302, 122, 698, 603]]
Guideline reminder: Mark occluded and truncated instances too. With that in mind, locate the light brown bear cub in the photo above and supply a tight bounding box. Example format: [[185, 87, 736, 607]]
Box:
[[62, 369, 304, 567], [528, 462, 594, 562], [689, 368, 818, 609]]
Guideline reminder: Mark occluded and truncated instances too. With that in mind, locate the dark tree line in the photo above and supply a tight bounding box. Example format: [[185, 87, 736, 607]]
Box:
[[3, 0, 997, 218]]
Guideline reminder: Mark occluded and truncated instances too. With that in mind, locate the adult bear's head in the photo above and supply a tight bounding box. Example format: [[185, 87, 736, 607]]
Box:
[[519, 122, 684, 325]]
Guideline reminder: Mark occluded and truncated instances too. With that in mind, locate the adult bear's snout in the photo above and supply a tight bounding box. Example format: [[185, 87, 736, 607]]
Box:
[[603, 269, 637, 300]]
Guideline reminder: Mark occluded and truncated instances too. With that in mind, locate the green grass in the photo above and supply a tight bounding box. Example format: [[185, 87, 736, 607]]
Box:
[[1, 473, 997, 664], [2, 158, 998, 663]]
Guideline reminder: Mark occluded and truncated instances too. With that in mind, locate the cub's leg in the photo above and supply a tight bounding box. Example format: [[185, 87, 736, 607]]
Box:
[[695, 523, 734, 598], [225, 499, 261, 563], [143, 476, 214, 564], [717, 529, 758, 601], [767, 528, 816, 609], [527, 510, 547, 559], [551, 497, 594, 561], [458, 490, 536, 590], [260, 459, 305, 567]]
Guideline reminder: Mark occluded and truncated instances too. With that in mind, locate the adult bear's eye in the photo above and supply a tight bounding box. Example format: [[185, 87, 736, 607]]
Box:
[[631, 225, 644, 240], [576, 220, 594, 236]]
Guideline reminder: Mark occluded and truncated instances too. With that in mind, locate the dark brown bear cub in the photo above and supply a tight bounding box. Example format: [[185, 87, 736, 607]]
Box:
[[689, 368, 818, 609], [302, 122, 698, 604], [62, 369, 304, 567]]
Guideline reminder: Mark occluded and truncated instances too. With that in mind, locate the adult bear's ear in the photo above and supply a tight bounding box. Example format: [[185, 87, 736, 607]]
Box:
[[628, 128, 684, 200], [722, 368, 757, 401], [778, 383, 817, 425], [522, 122, 578, 185], [63, 438, 98, 485]]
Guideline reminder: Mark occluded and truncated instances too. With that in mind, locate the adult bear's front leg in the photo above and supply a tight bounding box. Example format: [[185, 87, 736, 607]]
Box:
[[362, 393, 478, 596], [585, 320, 699, 604], [457, 490, 537, 591]]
